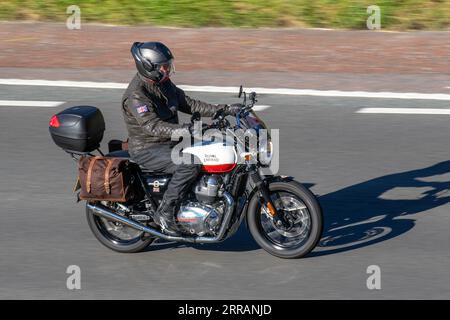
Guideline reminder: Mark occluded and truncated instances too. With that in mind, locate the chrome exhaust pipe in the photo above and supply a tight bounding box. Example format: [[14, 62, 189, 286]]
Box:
[[86, 202, 189, 242], [86, 191, 235, 244]]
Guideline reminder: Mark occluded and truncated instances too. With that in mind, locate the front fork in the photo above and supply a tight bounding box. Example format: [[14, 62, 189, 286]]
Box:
[[249, 168, 290, 229]]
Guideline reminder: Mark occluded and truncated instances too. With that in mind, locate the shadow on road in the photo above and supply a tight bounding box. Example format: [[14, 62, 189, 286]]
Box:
[[310, 160, 450, 257], [145, 161, 450, 256], [144, 223, 260, 253]]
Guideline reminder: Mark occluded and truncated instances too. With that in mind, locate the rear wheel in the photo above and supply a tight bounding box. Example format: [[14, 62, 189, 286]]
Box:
[[86, 201, 155, 253], [247, 180, 323, 259]]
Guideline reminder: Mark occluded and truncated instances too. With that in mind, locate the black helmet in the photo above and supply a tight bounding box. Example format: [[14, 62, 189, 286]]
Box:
[[131, 42, 175, 83]]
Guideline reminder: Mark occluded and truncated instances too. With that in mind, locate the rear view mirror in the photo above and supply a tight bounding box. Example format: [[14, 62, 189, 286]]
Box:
[[238, 85, 243, 98]]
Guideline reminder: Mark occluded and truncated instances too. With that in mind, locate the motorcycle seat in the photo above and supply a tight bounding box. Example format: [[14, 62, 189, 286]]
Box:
[[106, 150, 130, 159], [105, 150, 156, 173]]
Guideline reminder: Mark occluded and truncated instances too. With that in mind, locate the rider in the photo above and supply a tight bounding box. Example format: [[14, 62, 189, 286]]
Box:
[[121, 42, 241, 235]]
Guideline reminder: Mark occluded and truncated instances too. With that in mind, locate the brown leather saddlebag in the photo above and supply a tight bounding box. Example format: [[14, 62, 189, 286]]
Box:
[[78, 156, 135, 202]]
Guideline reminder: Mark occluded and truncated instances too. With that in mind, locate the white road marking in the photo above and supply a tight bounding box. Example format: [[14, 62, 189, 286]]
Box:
[[0, 79, 127, 89], [252, 105, 271, 111], [0, 79, 450, 100], [173, 86, 450, 101], [0, 100, 64, 107], [357, 108, 450, 115]]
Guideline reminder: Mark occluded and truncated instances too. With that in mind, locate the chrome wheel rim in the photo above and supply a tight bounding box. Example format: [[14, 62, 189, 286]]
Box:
[[98, 217, 143, 241], [93, 202, 144, 244], [260, 195, 311, 248]]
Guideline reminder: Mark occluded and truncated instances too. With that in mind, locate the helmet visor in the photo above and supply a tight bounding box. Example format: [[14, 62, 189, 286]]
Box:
[[156, 59, 175, 77]]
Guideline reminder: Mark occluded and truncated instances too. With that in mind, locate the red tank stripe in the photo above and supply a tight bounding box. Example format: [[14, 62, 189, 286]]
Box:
[[201, 163, 236, 173]]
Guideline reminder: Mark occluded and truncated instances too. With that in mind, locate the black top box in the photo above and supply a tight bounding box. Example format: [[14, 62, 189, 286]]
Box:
[[49, 106, 105, 153]]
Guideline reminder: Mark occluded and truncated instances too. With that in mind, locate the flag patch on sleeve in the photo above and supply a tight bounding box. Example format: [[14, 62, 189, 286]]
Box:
[[136, 105, 149, 114]]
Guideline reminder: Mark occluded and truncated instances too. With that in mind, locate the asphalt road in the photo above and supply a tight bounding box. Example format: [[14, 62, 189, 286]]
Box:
[[1, 84, 450, 299]]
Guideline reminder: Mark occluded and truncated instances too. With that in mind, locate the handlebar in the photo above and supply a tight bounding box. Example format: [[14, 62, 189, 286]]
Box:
[[191, 87, 258, 131]]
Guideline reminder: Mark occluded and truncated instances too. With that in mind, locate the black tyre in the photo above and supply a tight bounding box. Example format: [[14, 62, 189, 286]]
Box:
[[86, 202, 155, 253], [247, 180, 323, 259]]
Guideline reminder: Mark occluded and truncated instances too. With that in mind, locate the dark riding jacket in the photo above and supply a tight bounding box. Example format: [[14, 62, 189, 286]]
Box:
[[121, 74, 224, 155]]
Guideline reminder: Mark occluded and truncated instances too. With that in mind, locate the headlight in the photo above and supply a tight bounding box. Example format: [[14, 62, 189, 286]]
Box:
[[259, 136, 273, 166]]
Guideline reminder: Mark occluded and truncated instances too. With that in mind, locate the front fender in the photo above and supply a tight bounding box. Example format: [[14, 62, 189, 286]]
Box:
[[263, 175, 295, 184], [245, 175, 295, 200]]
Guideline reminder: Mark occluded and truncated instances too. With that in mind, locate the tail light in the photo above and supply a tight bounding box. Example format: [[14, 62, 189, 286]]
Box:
[[49, 115, 60, 128]]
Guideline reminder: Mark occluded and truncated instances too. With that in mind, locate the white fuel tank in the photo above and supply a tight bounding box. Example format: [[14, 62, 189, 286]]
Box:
[[183, 140, 237, 173]]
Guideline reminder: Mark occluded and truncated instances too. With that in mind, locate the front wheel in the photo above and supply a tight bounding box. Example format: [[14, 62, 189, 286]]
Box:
[[247, 180, 323, 259]]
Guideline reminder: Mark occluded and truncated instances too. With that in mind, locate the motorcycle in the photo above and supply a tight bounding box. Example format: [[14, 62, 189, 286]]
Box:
[[49, 86, 323, 259]]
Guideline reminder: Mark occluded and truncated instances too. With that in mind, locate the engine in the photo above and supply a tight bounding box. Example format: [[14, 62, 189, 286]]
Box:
[[176, 174, 225, 236], [194, 174, 223, 204]]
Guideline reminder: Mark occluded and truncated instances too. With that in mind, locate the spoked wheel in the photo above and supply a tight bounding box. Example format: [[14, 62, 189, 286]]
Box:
[[247, 181, 323, 259], [86, 201, 155, 253], [260, 194, 312, 248]]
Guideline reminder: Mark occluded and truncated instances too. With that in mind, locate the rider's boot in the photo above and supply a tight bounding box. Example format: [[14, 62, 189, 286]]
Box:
[[153, 199, 180, 236]]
